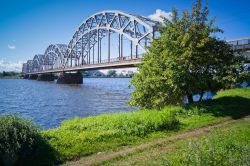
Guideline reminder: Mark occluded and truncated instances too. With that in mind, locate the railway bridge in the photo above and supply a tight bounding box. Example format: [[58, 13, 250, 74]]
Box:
[[22, 10, 250, 84], [22, 10, 160, 83]]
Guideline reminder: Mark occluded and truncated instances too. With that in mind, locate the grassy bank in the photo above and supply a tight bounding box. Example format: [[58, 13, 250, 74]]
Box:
[[43, 88, 250, 164], [96, 116, 250, 166], [0, 88, 249, 165], [44, 108, 180, 162]]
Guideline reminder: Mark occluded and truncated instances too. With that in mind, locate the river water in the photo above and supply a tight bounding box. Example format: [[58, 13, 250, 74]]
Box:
[[0, 78, 135, 129]]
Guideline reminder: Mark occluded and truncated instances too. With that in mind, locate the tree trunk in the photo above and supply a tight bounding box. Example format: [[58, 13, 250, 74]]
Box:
[[199, 93, 204, 102], [187, 95, 193, 103]]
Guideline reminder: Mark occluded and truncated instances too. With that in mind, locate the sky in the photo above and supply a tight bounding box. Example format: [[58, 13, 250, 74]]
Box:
[[0, 0, 250, 71]]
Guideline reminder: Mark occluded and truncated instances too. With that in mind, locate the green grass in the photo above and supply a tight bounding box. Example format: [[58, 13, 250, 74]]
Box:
[[170, 119, 250, 166], [43, 88, 250, 164], [43, 107, 180, 162], [96, 116, 250, 166]]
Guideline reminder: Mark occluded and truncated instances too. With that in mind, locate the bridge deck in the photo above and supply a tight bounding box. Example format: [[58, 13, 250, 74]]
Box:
[[28, 58, 142, 75], [226, 37, 250, 51]]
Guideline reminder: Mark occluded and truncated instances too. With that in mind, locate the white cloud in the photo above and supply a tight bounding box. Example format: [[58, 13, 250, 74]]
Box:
[[8, 44, 16, 50], [0, 59, 24, 72], [148, 9, 172, 24]]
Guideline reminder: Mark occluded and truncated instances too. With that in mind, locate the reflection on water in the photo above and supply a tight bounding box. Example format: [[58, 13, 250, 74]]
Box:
[[0, 78, 135, 129]]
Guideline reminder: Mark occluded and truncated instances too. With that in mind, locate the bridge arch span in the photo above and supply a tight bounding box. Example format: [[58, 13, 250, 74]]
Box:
[[65, 10, 159, 67], [26, 60, 33, 73], [32, 54, 44, 72], [43, 44, 67, 70]]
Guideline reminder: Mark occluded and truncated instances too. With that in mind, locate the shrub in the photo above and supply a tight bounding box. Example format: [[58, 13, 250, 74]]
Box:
[[0, 115, 56, 166]]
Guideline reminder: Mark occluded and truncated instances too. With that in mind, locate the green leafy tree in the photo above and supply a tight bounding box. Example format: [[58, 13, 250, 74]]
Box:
[[129, 0, 249, 109]]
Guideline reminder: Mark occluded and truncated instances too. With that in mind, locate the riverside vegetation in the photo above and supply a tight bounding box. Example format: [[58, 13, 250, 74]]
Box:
[[0, 88, 250, 165]]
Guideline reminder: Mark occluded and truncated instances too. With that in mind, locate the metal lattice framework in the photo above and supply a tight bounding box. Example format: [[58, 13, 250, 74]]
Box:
[[22, 63, 28, 74], [65, 10, 159, 67], [32, 54, 44, 72], [22, 10, 160, 74], [26, 60, 33, 73], [43, 44, 67, 70]]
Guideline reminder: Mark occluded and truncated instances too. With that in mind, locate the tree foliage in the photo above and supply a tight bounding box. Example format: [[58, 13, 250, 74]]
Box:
[[129, 0, 249, 109]]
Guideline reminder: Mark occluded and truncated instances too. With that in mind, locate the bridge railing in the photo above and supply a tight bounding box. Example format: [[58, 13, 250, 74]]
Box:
[[227, 38, 250, 46], [227, 37, 250, 51], [64, 55, 143, 69], [27, 55, 143, 73]]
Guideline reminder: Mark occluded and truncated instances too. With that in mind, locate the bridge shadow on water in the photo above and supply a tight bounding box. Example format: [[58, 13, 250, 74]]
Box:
[[185, 95, 250, 119]]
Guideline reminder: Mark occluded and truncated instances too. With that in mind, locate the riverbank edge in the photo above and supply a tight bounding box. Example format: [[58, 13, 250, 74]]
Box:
[[1, 88, 249, 165], [44, 88, 250, 165]]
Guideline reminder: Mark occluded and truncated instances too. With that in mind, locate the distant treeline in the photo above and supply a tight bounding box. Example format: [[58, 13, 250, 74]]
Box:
[[83, 70, 134, 78], [0, 71, 21, 78]]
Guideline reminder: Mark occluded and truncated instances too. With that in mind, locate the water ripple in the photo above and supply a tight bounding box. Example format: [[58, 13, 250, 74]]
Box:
[[0, 78, 135, 129]]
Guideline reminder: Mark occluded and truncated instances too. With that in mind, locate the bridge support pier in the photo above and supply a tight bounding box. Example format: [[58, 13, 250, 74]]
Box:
[[56, 72, 83, 84], [23, 75, 29, 79], [37, 73, 55, 81], [28, 74, 38, 80]]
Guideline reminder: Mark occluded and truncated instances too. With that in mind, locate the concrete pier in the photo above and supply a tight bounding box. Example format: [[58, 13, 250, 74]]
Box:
[[37, 74, 55, 81], [56, 72, 83, 84], [23, 75, 29, 79], [28, 74, 38, 80]]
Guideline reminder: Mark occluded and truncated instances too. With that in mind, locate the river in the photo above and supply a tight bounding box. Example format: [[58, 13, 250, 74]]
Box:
[[0, 78, 135, 129]]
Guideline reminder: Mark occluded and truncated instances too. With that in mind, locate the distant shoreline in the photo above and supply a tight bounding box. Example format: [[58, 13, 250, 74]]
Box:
[[0, 77, 21, 79], [84, 76, 132, 78], [0, 71, 21, 79]]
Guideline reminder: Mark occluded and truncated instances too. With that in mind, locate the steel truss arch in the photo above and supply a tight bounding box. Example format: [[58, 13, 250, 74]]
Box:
[[22, 63, 28, 74], [65, 10, 160, 67], [26, 60, 33, 73], [43, 44, 67, 70], [32, 54, 44, 72]]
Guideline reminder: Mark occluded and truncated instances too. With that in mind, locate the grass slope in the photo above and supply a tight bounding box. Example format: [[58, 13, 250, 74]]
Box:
[[97, 116, 250, 166], [43, 88, 250, 164]]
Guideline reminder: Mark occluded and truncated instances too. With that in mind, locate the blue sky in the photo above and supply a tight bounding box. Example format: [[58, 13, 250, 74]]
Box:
[[0, 0, 250, 71]]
